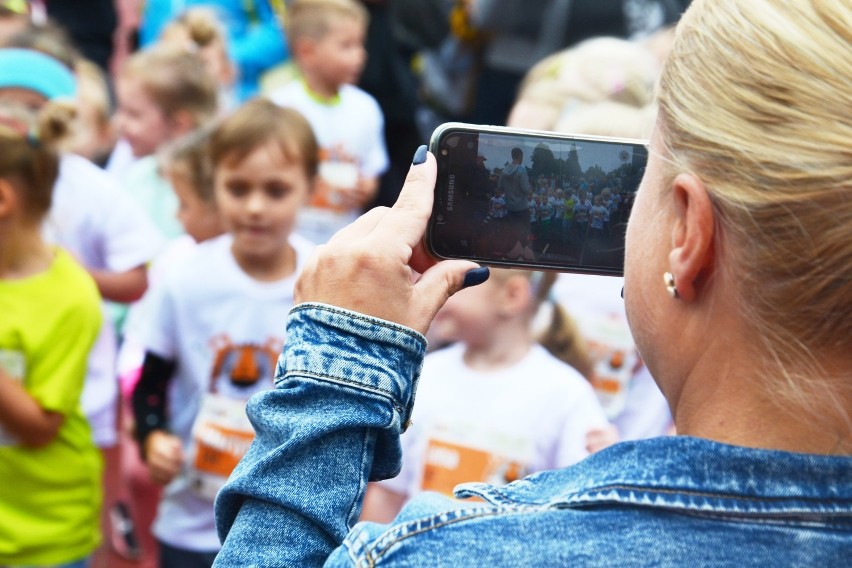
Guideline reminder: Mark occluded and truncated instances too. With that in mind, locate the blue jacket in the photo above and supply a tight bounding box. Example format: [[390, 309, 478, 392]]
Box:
[[140, 0, 287, 100], [214, 303, 851, 566]]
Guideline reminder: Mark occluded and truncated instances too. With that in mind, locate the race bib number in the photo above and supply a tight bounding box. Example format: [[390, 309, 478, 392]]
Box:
[[420, 438, 527, 498], [187, 393, 255, 501]]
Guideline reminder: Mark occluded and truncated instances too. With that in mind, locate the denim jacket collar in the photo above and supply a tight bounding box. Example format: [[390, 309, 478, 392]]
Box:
[[455, 436, 852, 518]]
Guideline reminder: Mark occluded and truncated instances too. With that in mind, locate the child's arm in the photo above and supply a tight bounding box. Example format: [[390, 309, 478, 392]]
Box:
[[88, 263, 148, 303], [132, 350, 184, 485], [0, 368, 63, 447]]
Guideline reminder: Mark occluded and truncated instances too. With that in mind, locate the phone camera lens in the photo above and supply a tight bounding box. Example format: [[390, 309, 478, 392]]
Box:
[[441, 148, 448, 156], [467, 142, 474, 149]]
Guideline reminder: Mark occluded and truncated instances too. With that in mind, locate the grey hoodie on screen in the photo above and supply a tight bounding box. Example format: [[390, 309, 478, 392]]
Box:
[[498, 163, 531, 212]]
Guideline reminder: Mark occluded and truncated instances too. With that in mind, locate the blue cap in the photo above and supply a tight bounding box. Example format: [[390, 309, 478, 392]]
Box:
[[0, 48, 77, 100]]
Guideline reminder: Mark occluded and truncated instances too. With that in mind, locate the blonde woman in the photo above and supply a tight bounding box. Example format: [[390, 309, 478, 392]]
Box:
[[213, 1, 850, 565]]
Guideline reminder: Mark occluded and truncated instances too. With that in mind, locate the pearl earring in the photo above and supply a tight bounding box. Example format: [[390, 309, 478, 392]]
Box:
[[663, 272, 679, 299]]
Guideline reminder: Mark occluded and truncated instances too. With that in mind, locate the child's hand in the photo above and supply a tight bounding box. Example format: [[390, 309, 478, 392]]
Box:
[[586, 424, 620, 454], [144, 430, 184, 486]]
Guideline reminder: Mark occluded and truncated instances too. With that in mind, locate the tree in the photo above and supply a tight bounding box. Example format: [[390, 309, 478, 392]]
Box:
[[530, 143, 558, 178]]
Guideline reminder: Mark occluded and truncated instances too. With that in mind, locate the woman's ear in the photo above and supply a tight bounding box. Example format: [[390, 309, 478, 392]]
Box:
[[667, 173, 715, 302]]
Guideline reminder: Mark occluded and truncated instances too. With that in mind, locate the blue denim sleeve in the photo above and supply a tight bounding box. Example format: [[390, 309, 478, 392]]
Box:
[[214, 303, 426, 566]]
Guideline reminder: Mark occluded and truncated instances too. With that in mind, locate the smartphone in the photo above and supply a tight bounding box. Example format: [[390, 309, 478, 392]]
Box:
[[426, 122, 648, 276]]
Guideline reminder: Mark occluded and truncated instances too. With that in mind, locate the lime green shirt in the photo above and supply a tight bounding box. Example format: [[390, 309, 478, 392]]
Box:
[[0, 248, 103, 565]]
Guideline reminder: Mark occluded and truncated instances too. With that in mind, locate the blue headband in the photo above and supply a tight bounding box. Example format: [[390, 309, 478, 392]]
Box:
[[0, 48, 77, 100]]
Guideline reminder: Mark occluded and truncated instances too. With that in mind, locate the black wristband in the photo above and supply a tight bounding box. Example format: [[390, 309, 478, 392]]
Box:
[[131, 351, 176, 460]]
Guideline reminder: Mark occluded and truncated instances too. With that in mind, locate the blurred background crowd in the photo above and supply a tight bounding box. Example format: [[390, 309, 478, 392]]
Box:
[[0, 1, 690, 566]]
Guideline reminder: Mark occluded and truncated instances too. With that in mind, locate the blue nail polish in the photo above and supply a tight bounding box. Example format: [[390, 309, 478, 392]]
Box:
[[621, 286, 624, 299], [462, 267, 490, 289], [412, 145, 428, 165]]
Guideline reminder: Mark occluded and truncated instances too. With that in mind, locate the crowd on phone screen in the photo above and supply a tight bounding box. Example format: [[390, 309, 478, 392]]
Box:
[[0, 0, 692, 566]]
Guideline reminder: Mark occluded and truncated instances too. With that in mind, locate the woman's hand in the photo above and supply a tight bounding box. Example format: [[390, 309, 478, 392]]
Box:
[[295, 147, 487, 335]]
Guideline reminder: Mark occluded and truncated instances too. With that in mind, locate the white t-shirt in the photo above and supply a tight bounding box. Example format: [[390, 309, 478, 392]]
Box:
[[270, 81, 389, 244], [381, 343, 609, 500], [117, 235, 199, 389], [104, 138, 137, 182], [44, 153, 165, 447], [143, 233, 314, 551]]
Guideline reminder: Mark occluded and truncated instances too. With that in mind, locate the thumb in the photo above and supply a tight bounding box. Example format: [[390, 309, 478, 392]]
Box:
[[410, 262, 490, 333]]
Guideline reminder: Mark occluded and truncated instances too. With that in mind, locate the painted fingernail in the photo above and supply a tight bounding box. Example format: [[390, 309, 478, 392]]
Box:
[[412, 144, 428, 165], [621, 286, 624, 299], [462, 267, 490, 289]]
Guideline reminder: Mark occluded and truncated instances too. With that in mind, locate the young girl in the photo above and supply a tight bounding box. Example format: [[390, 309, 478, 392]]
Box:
[[362, 268, 607, 522], [1, 46, 165, 563], [119, 124, 226, 406], [131, 98, 317, 567], [113, 45, 219, 239], [588, 194, 610, 238], [158, 6, 239, 113], [0, 103, 103, 566], [116, 124, 225, 564]]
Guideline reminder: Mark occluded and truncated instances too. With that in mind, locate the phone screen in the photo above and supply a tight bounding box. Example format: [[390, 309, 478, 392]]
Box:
[[427, 123, 648, 276]]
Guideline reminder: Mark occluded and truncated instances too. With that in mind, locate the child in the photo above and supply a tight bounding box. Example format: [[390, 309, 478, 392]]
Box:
[[158, 7, 239, 113], [589, 194, 610, 238], [120, 124, 227, 402], [270, 0, 388, 244], [0, 44, 166, 563], [572, 189, 592, 237], [507, 37, 671, 444], [131, 98, 317, 566], [361, 269, 607, 522], [0, 46, 161, 433], [113, 44, 219, 239], [0, 102, 103, 566], [137, 0, 288, 101], [116, 124, 226, 565], [161, 125, 225, 244]]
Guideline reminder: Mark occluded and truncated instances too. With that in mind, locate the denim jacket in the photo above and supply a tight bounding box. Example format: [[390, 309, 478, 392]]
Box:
[[214, 304, 852, 566]]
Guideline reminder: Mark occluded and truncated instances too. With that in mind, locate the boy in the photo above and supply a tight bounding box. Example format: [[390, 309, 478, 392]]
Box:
[[132, 99, 318, 566], [270, 0, 388, 244]]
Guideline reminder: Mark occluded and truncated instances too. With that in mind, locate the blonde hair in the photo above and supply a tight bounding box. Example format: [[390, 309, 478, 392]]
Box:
[[0, 100, 71, 218], [160, 7, 235, 88], [3, 21, 80, 68], [119, 45, 218, 126], [159, 123, 217, 204], [657, 0, 852, 428], [490, 268, 594, 380], [554, 101, 656, 140], [162, 6, 227, 50], [285, 0, 368, 48], [209, 97, 318, 179], [509, 37, 660, 132]]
